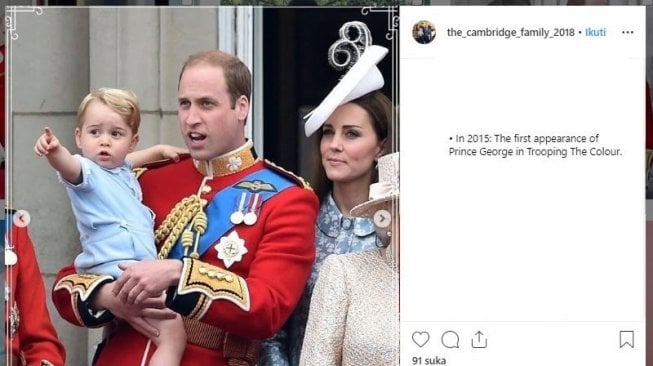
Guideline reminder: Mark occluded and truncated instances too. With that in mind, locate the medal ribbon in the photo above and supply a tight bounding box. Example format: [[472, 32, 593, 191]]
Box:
[[168, 168, 294, 259]]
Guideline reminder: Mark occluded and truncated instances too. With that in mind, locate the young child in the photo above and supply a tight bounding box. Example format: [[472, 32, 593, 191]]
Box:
[[33, 88, 186, 366]]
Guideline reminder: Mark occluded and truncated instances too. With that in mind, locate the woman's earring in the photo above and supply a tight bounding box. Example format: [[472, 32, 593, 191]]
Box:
[[387, 231, 392, 238]]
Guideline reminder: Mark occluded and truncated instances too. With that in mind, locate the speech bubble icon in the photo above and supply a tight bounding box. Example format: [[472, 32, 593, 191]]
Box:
[[441, 330, 460, 348]]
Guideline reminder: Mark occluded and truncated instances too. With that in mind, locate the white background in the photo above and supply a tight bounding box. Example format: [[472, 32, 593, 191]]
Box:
[[400, 6, 645, 365]]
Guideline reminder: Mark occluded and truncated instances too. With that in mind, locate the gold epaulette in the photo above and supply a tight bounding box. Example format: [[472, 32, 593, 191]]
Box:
[[264, 159, 312, 191]]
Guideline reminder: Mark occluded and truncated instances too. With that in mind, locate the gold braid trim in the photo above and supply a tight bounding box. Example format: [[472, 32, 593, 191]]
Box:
[[181, 210, 208, 259], [54, 274, 114, 302], [132, 167, 148, 179], [178, 258, 250, 310], [189, 211, 208, 258], [264, 159, 312, 191], [156, 195, 203, 259]]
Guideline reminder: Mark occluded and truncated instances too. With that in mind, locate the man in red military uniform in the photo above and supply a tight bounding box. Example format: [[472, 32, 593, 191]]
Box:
[[52, 50, 318, 365], [4, 211, 67, 366], [2, 44, 66, 366]]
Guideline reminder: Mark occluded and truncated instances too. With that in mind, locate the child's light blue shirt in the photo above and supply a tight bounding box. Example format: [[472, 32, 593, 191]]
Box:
[[59, 155, 156, 278]]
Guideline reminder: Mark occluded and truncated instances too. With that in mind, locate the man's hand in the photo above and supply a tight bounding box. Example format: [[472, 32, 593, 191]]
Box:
[[113, 259, 182, 305], [93, 282, 177, 338], [34, 127, 60, 157]]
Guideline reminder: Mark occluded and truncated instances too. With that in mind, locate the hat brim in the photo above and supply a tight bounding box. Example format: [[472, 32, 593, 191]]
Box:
[[350, 194, 398, 218], [304, 45, 389, 137]]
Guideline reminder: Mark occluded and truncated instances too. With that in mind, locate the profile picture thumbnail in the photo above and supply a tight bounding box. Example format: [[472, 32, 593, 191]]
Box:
[[413, 20, 435, 45]]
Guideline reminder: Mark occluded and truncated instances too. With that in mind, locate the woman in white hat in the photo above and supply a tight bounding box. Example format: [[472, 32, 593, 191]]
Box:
[[259, 22, 393, 366], [300, 152, 399, 366]]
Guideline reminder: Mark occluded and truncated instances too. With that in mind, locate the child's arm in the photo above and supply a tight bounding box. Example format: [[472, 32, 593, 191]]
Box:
[[34, 127, 81, 184], [127, 144, 188, 168]]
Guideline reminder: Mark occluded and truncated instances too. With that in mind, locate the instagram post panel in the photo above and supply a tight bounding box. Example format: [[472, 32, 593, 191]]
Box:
[[1, 4, 651, 366]]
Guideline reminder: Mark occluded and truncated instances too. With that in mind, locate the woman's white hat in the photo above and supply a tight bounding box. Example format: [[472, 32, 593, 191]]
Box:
[[350, 152, 399, 218], [303, 27, 388, 137]]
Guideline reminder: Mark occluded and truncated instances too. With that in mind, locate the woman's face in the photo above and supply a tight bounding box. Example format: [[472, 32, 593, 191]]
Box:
[[320, 102, 384, 185]]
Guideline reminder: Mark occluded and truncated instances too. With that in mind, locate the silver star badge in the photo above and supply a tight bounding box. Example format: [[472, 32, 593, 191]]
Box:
[[215, 231, 248, 268]]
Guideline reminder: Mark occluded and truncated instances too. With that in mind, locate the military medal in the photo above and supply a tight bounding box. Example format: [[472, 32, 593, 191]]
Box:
[[215, 231, 248, 268], [230, 211, 244, 225], [243, 193, 262, 226], [230, 192, 247, 225], [5, 248, 17, 266], [243, 212, 257, 226]]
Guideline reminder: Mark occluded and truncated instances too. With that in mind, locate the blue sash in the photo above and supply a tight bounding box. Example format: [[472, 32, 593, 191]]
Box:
[[168, 168, 294, 259]]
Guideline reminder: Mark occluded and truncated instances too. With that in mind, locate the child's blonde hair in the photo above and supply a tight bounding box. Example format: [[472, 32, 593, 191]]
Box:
[[77, 88, 141, 134]]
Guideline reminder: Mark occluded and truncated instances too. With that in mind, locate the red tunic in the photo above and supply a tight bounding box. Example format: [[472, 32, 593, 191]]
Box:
[[52, 145, 318, 365], [5, 214, 66, 366]]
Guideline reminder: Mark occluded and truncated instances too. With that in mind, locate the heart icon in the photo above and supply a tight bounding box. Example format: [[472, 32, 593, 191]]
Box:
[[412, 331, 430, 347]]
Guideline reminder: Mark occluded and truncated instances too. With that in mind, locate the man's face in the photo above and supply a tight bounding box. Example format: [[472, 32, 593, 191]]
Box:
[[177, 64, 249, 161]]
